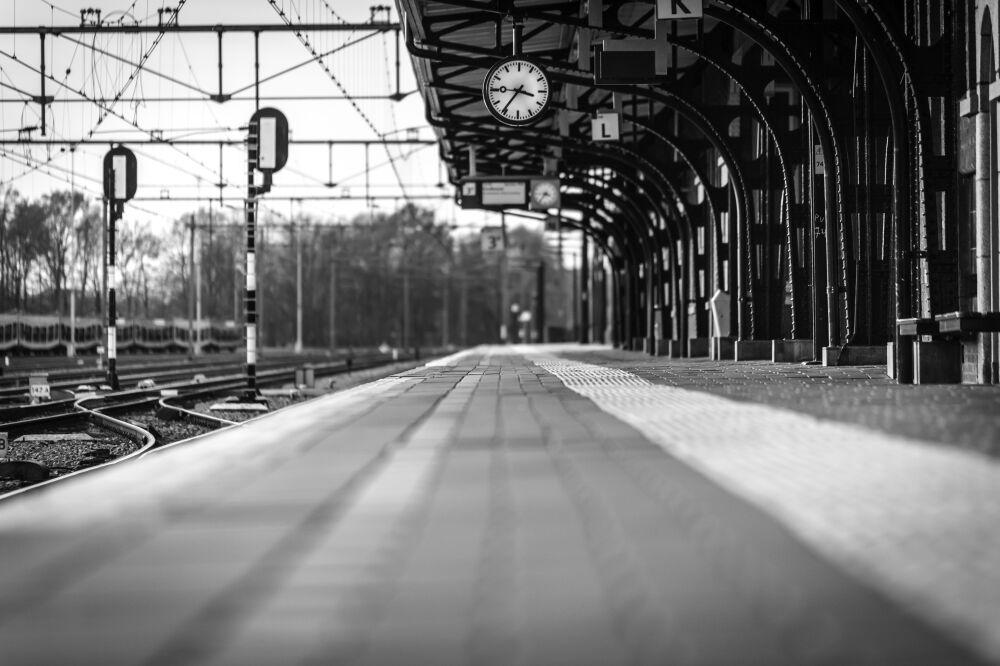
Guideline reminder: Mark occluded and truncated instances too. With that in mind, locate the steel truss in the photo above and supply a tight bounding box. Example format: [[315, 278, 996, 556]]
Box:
[[399, 0, 955, 383]]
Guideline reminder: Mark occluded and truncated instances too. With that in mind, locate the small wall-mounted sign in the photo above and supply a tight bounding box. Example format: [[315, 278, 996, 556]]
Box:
[[814, 145, 826, 175]]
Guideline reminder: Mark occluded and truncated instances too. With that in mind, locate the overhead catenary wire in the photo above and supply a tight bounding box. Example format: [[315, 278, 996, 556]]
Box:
[[0, 145, 173, 220], [2, 1, 436, 210], [0, 2, 195, 186], [267, 0, 411, 204]]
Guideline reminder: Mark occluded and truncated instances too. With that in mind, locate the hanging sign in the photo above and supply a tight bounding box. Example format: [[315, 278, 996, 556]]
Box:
[[656, 0, 703, 20], [481, 181, 527, 206], [481, 226, 505, 253], [592, 113, 621, 141]]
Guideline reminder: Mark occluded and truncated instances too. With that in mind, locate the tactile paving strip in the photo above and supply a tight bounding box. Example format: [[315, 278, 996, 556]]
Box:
[[523, 348, 1000, 663]]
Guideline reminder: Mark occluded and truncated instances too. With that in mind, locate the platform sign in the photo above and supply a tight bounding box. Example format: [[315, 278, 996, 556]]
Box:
[[102, 146, 137, 202], [0, 431, 7, 459], [481, 226, 505, 253], [592, 112, 620, 141], [656, 0, 703, 20]]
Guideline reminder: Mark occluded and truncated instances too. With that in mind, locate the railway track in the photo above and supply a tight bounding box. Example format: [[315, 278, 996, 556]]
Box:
[[0, 352, 422, 499], [0, 351, 345, 402]]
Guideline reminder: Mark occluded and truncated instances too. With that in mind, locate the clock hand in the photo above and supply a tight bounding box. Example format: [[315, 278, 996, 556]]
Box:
[[501, 85, 524, 114]]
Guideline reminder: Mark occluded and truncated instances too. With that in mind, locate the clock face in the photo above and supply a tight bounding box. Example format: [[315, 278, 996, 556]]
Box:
[[530, 179, 559, 210], [483, 56, 551, 127]]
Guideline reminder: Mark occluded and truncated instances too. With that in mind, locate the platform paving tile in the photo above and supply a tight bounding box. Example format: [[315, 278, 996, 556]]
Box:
[[0, 345, 994, 664]]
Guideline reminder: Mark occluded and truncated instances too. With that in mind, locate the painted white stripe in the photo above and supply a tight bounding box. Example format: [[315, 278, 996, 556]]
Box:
[[424, 346, 483, 366], [246, 324, 256, 365], [246, 252, 256, 291], [524, 349, 1000, 663], [107, 327, 116, 359]]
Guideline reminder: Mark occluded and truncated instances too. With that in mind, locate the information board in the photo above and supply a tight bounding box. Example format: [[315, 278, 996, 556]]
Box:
[[481, 181, 526, 206]]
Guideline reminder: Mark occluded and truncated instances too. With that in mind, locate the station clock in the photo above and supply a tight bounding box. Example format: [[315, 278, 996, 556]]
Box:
[[529, 178, 560, 210], [482, 56, 551, 127]]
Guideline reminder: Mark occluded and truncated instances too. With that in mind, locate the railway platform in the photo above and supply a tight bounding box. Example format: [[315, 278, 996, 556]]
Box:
[[0, 345, 997, 665]]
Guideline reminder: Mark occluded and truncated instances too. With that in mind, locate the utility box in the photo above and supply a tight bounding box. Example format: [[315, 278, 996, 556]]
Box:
[[710, 290, 732, 338], [295, 365, 315, 389]]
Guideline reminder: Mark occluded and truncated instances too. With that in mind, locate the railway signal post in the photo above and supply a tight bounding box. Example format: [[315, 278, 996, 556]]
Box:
[[102, 145, 137, 391], [245, 108, 289, 397]]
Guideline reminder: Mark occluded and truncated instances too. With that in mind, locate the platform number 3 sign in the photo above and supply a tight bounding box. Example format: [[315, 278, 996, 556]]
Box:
[[481, 227, 505, 253], [0, 431, 8, 460]]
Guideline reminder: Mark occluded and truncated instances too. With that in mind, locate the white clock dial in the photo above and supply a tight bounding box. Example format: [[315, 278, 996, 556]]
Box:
[[535, 183, 555, 204], [530, 179, 559, 210], [483, 57, 551, 126]]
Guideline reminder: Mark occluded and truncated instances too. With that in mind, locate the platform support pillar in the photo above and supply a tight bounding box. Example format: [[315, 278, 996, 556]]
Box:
[[975, 110, 993, 383]]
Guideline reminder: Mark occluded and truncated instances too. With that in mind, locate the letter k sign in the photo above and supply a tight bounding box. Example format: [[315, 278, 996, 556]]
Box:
[[656, 0, 703, 20]]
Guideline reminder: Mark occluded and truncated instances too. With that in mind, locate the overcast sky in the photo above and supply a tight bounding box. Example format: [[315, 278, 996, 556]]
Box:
[[0, 0, 513, 236]]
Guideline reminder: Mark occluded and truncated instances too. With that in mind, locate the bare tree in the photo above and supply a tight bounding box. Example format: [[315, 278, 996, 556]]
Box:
[[117, 220, 163, 318], [6, 200, 47, 311], [38, 190, 86, 314], [0, 187, 19, 312]]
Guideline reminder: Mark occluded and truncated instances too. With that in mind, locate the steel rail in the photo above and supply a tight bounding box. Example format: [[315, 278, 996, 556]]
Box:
[[0, 396, 157, 501], [0, 352, 417, 499]]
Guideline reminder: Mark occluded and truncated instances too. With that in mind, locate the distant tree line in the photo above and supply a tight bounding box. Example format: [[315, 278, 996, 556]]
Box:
[[0, 190, 577, 349]]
